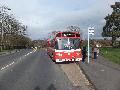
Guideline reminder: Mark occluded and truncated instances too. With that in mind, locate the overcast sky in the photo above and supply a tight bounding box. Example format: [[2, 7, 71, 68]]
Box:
[[0, 0, 119, 40]]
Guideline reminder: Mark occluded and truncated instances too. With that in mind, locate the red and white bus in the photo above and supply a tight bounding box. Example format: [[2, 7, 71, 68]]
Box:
[[47, 31, 82, 63]]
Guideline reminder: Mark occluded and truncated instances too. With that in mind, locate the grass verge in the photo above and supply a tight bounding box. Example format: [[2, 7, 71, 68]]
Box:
[[100, 47, 120, 65]]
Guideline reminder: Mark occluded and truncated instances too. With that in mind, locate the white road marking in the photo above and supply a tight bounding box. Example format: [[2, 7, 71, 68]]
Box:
[[25, 50, 36, 57], [0, 50, 36, 71], [29, 52, 32, 53], [1, 67, 5, 70], [1, 61, 15, 71], [101, 69, 105, 72], [26, 53, 30, 56]]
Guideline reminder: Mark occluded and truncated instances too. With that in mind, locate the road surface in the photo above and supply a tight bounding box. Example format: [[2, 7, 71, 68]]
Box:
[[0, 49, 92, 90]]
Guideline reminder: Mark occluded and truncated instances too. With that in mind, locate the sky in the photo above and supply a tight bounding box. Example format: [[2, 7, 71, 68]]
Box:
[[0, 0, 119, 40]]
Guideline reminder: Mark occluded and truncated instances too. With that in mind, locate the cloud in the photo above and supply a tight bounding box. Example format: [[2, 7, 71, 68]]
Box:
[[43, 0, 118, 39], [0, 0, 119, 39]]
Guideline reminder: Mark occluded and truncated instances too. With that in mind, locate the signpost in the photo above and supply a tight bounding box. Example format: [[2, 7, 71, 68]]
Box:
[[88, 27, 94, 63]]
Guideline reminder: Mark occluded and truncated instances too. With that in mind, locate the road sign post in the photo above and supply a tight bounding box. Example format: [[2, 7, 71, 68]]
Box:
[[88, 27, 94, 63]]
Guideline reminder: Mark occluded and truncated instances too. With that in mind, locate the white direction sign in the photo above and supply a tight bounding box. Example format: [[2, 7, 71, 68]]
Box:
[[88, 27, 95, 35]]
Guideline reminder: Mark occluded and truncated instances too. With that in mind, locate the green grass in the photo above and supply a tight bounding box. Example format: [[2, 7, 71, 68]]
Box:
[[100, 47, 120, 65]]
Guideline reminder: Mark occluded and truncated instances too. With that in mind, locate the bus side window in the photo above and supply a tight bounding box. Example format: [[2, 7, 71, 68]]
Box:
[[54, 41, 58, 49]]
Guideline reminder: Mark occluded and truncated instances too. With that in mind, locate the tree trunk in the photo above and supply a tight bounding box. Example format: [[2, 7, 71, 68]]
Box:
[[119, 41, 120, 48], [111, 36, 116, 47]]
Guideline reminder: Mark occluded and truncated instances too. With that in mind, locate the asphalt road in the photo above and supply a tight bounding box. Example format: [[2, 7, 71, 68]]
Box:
[[0, 49, 84, 90]]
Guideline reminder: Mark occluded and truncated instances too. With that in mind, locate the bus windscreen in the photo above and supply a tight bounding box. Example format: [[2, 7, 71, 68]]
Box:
[[55, 38, 80, 50]]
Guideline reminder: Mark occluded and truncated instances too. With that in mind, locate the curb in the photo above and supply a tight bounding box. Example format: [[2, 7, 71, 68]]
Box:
[[78, 62, 98, 90], [0, 50, 19, 56]]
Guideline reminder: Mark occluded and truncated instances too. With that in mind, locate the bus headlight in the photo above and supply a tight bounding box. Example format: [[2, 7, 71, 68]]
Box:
[[56, 53, 62, 56], [68, 53, 70, 55]]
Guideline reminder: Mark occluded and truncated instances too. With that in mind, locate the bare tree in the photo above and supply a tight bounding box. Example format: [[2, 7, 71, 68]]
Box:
[[0, 5, 31, 50], [67, 26, 80, 32]]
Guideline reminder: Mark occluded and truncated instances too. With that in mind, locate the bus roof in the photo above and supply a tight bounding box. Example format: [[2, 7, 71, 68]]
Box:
[[55, 31, 80, 38]]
